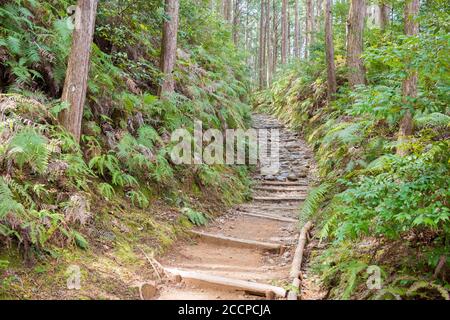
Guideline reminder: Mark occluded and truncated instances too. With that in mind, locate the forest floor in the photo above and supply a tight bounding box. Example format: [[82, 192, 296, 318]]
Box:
[[154, 113, 325, 300]]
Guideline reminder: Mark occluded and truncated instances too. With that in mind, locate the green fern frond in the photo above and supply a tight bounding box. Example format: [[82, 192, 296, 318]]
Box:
[[0, 177, 25, 219], [8, 127, 49, 174], [300, 182, 333, 221], [414, 112, 450, 129], [182, 207, 208, 226]]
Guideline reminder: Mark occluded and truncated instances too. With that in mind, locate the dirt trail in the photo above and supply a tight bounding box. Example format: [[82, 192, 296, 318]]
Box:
[[156, 114, 317, 300]]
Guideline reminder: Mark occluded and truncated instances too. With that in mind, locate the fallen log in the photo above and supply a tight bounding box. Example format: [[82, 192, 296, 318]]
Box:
[[287, 221, 313, 300], [164, 267, 287, 298], [189, 230, 285, 253]]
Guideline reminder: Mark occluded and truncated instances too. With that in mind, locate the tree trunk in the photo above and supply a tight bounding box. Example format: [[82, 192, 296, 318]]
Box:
[[159, 0, 179, 98], [266, 0, 273, 85], [59, 0, 98, 143], [324, 0, 337, 100], [397, 0, 420, 156], [281, 0, 288, 64], [316, 0, 324, 31], [305, 0, 314, 59], [224, 0, 232, 22], [346, 0, 366, 87], [272, 0, 278, 74], [232, 0, 240, 45], [287, 4, 291, 59], [259, 0, 266, 89], [294, 0, 300, 58], [379, 1, 390, 30]]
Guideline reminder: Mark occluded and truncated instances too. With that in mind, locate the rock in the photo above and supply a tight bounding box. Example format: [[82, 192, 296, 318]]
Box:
[[139, 282, 158, 300], [287, 173, 298, 181]]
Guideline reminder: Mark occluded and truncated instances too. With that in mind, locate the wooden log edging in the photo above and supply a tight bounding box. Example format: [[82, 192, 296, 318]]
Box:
[[164, 267, 287, 298], [287, 221, 313, 300]]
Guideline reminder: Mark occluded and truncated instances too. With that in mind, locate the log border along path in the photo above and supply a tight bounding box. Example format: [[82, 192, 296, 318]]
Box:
[[153, 113, 315, 300]]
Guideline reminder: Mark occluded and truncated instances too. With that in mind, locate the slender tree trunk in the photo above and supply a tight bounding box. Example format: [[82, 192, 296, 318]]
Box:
[[281, 0, 288, 64], [316, 0, 324, 30], [232, 0, 240, 45], [223, 0, 232, 22], [397, 0, 419, 155], [294, 0, 300, 58], [59, 0, 98, 143], [379, 1, 390, 30], [305, 0, 314, 58], [267, 0, 273, 85], [159, 0, 179, 97], [287, 4, 291, 59], [259, 0, 266, 88], [346, 0, 366, 87], [272, 0, 278, 74], [324, 0, 337, 100]]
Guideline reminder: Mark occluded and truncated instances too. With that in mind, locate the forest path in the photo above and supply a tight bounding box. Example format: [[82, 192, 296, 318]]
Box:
[[156, 113, 317, 300]]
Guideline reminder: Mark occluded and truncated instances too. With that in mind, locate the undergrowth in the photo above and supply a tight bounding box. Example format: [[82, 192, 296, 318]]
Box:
[[255, 1, 450, 300], [0, 0, 252, 297]]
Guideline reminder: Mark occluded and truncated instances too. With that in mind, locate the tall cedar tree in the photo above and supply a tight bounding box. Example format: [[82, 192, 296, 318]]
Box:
[[259, 0, 266, 88], [59, 0, 98, 143], [324, 0, 337, 100], [397, 0, 420, 155], [379, 1, 390, 30], [294, 0, 300, 58], [346, 0, 366, 87], [159, 0, 180, 97], [305, 0, 314, 58], [272, 0, 278, 73], [281, 0, 288, 64]]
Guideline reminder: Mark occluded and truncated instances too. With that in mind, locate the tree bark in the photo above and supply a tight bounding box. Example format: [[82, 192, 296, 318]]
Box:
[[59, 0, 98, 143], [346, 0, 366, 87], [305, 0, 314, 59], [281, 0, 288, 64], [324, 0, 337, 100], [272, 0, 278, 73], [294, 0, 300, 58], [259, 0, 267, 89], [232, 0, 240, 45], [223, 0, 232, 22], [316, 0, 324, 31], [266, 0, 273, 85], [159, 0, 179, 98], [379, 1, 390, 30], [397, 0, 420, 155], [287, 4, 291, 59]]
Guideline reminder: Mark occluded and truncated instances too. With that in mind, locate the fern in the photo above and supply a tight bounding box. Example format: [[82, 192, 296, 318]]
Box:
[[127, 190, 149, 208], [0, 177, 24, 219], [300, 183, 333, 221], [97, 182, 115, 201], [182, 207, 208, 226], [407, 280, 450, 300], [8, 127, 49, 174], [414, 112, 450, 129]]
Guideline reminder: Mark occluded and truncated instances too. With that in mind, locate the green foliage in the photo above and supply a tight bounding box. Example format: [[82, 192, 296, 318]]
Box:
[[182, 207, 208, 226], [300, 183, 333, 222], [257, 0, 450, 299], [0, 0, 252, 264], [8, 127, 50, 174], [97, 182, 115, 201], [127, 190, 149, 209]]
